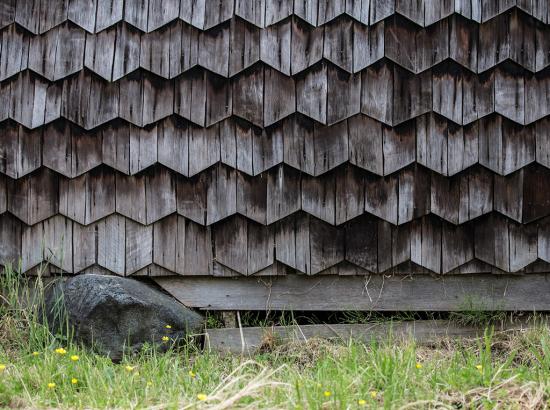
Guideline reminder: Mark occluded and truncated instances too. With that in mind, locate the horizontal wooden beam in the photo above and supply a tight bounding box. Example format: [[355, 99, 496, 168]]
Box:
[[154, 274, 550, 311], [205, 320, 538, 354]]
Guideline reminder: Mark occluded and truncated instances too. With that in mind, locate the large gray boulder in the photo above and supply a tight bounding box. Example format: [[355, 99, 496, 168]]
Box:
[[44, 274, 204, 360]]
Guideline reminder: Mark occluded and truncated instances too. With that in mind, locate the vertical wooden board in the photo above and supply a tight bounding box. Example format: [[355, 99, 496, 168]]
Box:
[[95, 0, 123, 31], [509, 222, 537, 272], [494, 169, 524, 222], [353, 21, 384, 73], [525, 74, 550, 124], [448, 122, 478, 176], [431, 172, 460, 224], [291, 18, 323, 75], [142, 76, 173, 126], [384, 16, 416, 73], [538, 217, 550, 263], [205, 72, 232, 126], [125, 219, 153, 275], [37, 0, 68, 34], [127, 124, 158, 174], [20, 222, 42, 272], [361, 62, 393, 125], [442, 223, 474, 273], [0, 124, 41, 179], [1, 25, 29, 81], [522, 165, 550, 223], [398, 166, 429, 224], [393, 67, 432, 125], [501, 120, 535, 175], [85, 167, 115, 224], [345, 0, 369, 24], [42, 215, 73, 272], [232, 65, 264, 126], [313, 120, 349, 175], [124, 0, 149, 31], [0, 214, 21, 266], [370, 0, 395, 24], [118, 73, 143, 126], [10, 72, 49, 129], [115, 173, 146, 224], [474, 214, 510, 272], [213, 215, 247, 274], [253, 122, 284, 174], [383, 121, 415, 175], [8, 168, 58, 225], [234, 120, 254, 174], [364, 173, 398, 225], [51, 23, 85, 80], [266, 165, 301, 224], [203, 0, 234, 29], [176, 171, 208, 225], [206, 164, 237, 225], [175, 69, 206, 126], [536, 118, 550, 168], [146, 0, 179, 31], [102, 122, 130, 174], [28, 26, 57, 80], [424, 0, 454, 25], [301, 171, 336, 225], [335, 165, 365, 224], [460, 166, 493, 223], [83, 75, 119, 129], [15, 0, 40, 34], [260, 19, 291, 75], [265, 0, 292, 25], [294, 0, 318, 26], [42, 121, 72, 177], [416, 114, 448, 175], [179, 0, 205, 28], [0, 0, 16, 29], [376, 219, 392, 272], [182, 219, 212, 275], [283, 115, 315, 175], [70, 126, 102, 176], [309, 217, 344, 274], [535, 22, 550, 71], [72, 221, 96, 272], [58, 174, 86, 224], [229, 18, 260, 76], [264, 67, 295, 126], [0, 175, 6, 214], [153, 214, 178, 272], [395, 0, 424, 25], [449, 15, 478, 72], [274, 214, 297, 268], [323, 17, 353, 72], [199, 23, 230, 77], [170, 21, 199, 77], [432, 68, 463, 126], [140, 25, 172, 78], [392, 222, 410, 267], [494, 68, 525, 125], [416, 19, 449, 73], [157, 117, 189, 175], [317, 0, 345, 24], [236, 171, 267, 224], [509, 9, 536, 71], [235, 0, 265, 27], [326, 66, 360, 125], [296, 63, 327, 124], [463, 71, 494, 125], [68, 0, 96, 32], [247, 221, 274, 275], [112, 23, 141, 81], [348, 115, 384, 175], [188, 124, 220, 176], [419, 217, 442, 273], [145, 167, 176, 224]]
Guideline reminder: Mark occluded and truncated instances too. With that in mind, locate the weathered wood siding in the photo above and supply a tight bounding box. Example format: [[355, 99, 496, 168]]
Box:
[[0, 1, 550, 282]]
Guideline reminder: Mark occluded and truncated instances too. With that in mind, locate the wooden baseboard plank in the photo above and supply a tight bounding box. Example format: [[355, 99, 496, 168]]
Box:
[[205, 320, 540, 354], [155, 274, 550, 311]]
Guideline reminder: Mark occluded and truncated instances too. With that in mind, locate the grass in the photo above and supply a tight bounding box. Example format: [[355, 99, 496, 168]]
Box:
[[2, 267, 550, 409]]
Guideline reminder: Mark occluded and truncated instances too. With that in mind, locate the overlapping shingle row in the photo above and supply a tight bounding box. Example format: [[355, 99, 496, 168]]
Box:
[[1, 1, 549, 277]]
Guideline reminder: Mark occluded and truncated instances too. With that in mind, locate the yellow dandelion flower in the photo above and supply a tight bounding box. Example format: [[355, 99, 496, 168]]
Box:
[[125, 365, 135, 372], [47, 382, 56, 389], [370, 391, 378, 398], [71, 378, 78, 385], [415, 362, 422, 369], [323, 391, 331, 397], [358, 399, 367, 406], [476, 364, 483, 371], [70, 355, 79, 362], [162, 336, 170, 342], [0, 364, 6, 372], [189, 370, 196, 378], [165, 325, 172, 329], [32, 351, 40, 356], [197, 393, 208, 401], [55, 347, 67, 355]]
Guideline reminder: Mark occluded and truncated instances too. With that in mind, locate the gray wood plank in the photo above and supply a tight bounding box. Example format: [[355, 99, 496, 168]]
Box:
[[361, 62, 393, 125], [383, 122, 415, 175], [296, 63, 327, 124], [68, 0, 96, 32], [294, 0, 318, 25], [260, 19, 291, 75], [312, 120, 349, 175], [124, 0, 149, 32], [188, 123, 220, 176], [301, 172, 336, 225], [115, 173, 146, 224], [147, 0, 179, 31], [364, 173, 398, 225], [335, 165, 365, 224], [157, 116, 189, 176], [229, 17, 260, 76], [291, 18, 323, 75], [155, 273, 550, 311], [263, 67, 295, 126], [170, 20, 199, 77], [145, 167, 176, 224], [199, 23, 229, 77], [206, 164, 237, 225], [235, 0, 265, 27], [236, 171, 267, 224], [95, 0, 123, 32], [345, 214, 378, 272], [353, 21, 384, 73], [96, 214, 125, 275], [265, 0, 292, 25], [323, 17, 353, 72], [326, 66, 360, 125], [348, 115, 384, 175], [266, 165, 301, 224], [125, 218, 153, 275], [129, 124, 158, 174], [0, 0, 16, 29], [1, 25, 29, 81], [142, 76, 173, 125], [0, 123, 41, 179], [232, 65, 263, 126]]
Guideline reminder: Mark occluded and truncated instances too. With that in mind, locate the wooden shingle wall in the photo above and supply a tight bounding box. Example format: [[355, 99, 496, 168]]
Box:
[[1, 0, 550, 280]]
